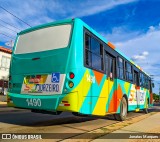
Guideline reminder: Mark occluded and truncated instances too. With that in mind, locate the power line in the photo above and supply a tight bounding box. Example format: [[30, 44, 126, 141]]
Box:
[[0, 23, 18, 33], [0, 5, 31, 27], [0, 33, 15, 40], [0, 18, 21, 31], [0, 30, 16, 38]]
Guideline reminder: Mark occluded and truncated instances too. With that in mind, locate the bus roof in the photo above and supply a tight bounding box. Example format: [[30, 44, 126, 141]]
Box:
[[18, 18, 73, 35]]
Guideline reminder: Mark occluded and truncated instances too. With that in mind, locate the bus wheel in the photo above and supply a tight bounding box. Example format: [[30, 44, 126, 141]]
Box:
[[114, 97, 127, 121], [143, 99, 149, 114]]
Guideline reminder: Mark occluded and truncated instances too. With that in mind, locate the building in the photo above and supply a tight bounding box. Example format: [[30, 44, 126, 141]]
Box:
[[0, 46, 12, 95]]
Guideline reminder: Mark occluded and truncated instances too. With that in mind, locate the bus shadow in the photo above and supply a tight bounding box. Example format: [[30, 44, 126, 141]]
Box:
[[30, 114, 117, 127], [0, 104, 159, 127], [0, 111, 106, 127]]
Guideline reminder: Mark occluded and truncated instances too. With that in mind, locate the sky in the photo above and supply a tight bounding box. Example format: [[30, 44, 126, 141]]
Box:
[[0, 0, 159, 94]]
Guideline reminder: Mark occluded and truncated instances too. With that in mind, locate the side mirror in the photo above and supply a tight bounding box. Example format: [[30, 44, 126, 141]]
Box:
[[152, 83, 155, 88]]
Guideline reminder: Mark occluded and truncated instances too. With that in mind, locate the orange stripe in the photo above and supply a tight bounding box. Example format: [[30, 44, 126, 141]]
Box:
[[93, 70, 104, 85], [116, 85, 123, 112], [108, 85, 123, 112], [108, 91, 116, 112], [108, 42, 115, 49], [135, 86, 140, 89]]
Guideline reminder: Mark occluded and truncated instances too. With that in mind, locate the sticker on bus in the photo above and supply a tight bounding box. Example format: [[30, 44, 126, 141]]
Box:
[[51, 73, 60, 83], [21, 73, 65, 95]]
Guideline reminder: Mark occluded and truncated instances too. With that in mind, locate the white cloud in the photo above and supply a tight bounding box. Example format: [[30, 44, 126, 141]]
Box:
[[68, 0, 137, 18], [132, 54, 146, 60], [101, 26, 141, 42], [0, 0, 56, 42], [0, 0, 137, 43], [132, 51, 149, 61], [142, 51, 149, 56], [148, 26, 155, 32], [113, 26, 160, 93], [5, 40, 14, 47]]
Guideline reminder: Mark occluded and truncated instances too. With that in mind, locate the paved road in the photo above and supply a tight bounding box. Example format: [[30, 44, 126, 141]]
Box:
[[0, 104, 159, 141]]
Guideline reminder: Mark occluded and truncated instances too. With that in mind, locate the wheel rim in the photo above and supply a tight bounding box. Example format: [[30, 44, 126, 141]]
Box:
[[122, 99, 127, 116]]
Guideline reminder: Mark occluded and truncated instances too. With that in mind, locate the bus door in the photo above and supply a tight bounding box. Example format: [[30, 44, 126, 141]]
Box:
[[134, 70, 140, 108], [105, 52, 116, 112]]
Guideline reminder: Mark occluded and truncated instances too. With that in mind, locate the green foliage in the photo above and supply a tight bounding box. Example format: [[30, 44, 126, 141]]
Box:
[[153, 93, 159, 101]]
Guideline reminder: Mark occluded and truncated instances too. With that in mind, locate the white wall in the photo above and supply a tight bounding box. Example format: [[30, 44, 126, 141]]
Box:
[[0, 51, 11, 81]]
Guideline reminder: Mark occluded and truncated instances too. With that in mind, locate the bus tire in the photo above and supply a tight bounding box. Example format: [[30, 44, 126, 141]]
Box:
[[143, 98, 149, 114], [114, 97, 127, 121]]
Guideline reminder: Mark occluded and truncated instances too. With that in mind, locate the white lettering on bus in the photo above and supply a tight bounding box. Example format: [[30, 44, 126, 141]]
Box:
[[86, 74, 95, 83], [26, 98, 41, 107], [35, 84, 59, 92]]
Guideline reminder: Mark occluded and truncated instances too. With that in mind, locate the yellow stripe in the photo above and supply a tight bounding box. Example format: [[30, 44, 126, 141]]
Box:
[[57, 70, 92, 112], [124, 82, 131, 95], [92, 80, 113, 116]]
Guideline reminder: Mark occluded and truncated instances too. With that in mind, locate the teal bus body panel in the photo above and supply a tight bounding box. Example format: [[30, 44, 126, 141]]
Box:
[[10, 48, 70, 95], [11, 48, 69, 75], [8, 18, 86, 111], [9, 93, 64, 110]]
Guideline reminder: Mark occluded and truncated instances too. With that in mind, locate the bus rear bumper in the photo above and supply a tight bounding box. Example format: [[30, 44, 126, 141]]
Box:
[[8, 93, 62, 111]]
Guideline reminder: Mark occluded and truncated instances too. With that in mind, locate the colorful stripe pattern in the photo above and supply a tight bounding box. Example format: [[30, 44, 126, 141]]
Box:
[[57, 69, 151, 116]]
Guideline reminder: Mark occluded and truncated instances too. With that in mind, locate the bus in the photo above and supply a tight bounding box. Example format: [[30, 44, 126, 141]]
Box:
[[8, 18, 153, 121]]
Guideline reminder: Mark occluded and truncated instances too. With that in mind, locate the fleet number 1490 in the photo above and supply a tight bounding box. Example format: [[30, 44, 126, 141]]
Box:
[[26, 98, 41, 107]]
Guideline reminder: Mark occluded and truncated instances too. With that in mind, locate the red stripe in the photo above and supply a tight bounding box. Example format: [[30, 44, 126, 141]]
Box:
[[135, 86, 140, 89], [64, 104, 70, 106]]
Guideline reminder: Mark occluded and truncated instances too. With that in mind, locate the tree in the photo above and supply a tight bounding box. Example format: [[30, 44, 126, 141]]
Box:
[[153, 93, 159, 102]]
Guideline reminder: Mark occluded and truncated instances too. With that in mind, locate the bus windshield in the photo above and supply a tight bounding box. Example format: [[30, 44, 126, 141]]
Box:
[[14, 24, 72, 54]]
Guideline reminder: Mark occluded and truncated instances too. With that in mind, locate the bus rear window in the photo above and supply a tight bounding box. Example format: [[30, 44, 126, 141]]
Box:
[[15, 24, 72, 54]]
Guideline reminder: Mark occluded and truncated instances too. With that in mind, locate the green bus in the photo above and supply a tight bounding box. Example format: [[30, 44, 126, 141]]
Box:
[[8, 18, 153, 121]]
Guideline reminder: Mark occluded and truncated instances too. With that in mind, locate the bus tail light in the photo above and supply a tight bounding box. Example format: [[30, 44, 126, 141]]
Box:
[[68, 81, 74, 88], [69, 72, 75, 79], [64, 103, 70, 106]]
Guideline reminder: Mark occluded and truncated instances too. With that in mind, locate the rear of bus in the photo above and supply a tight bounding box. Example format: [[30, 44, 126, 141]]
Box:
[[8, 19, 84, 113]]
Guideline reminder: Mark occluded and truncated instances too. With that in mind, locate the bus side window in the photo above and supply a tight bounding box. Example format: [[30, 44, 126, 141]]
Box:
[[134, 70, 139, 86], [85, 34, 91, 66], [139, 73, 143, 87], [149, 80, 152, 93], [118, 57, 124, 79], [105, 53, 115, 80], [145, 76, 149, 89], [84, 31, 104, 72], [125, 62, 133, 82], [105, 54, 109, 77], [109, 57, 115, 80]]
